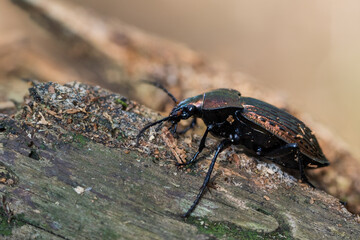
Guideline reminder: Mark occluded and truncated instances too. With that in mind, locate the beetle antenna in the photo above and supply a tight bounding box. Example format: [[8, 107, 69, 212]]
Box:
[[141, 80, 178, 104], [136, 116, 172, 145]]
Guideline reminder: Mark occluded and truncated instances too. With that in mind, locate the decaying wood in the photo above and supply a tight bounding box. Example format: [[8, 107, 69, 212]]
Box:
[[0, 0, 357, 238], [0, 81, 359, 239], [9, 0, 360, 215]]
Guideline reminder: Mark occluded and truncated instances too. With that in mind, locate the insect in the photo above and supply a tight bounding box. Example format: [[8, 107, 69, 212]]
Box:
[[136, 82, 329, 218]]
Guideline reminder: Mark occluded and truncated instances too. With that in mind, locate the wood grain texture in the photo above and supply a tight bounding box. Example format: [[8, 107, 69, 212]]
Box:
[[0, 82, 358, 239]]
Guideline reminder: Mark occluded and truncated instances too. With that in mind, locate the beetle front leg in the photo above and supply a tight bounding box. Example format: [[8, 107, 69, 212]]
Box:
[[177, 118, 197, 135], [168, 122, 178, 135], [183, 138, 231, 218], [176, 125, 210, 167]]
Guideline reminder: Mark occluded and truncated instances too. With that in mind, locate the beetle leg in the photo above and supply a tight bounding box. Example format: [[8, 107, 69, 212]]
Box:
[[168, 122, 178, 136], [177, 118, 197, 135], [176, 125, 209, 166], [297, 155, 316, 188], [183, 138, 231, 218], [260, 143, 316, 188], [155, 122, 164, 132]]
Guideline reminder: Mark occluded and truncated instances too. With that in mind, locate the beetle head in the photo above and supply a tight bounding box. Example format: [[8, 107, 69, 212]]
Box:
[[170, 104, 198, 120], [136, 95, 203, 145], [170, 94, 203, 119]]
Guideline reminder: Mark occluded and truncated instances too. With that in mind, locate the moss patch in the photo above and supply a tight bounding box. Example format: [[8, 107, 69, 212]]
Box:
[[186, 216, 293, 240], [114, 98, 128, 109], [72, 134, 90, 148], [99, 227, 120, 240], [0, 208, 25, 236]]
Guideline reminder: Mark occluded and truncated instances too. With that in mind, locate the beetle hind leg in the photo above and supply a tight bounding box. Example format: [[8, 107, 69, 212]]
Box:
[[297, 155, 316, 188], [260, 143, 316, 188]]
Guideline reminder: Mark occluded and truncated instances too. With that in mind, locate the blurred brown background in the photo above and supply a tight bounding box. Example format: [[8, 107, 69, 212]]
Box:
[[1, 0, 359, 158]]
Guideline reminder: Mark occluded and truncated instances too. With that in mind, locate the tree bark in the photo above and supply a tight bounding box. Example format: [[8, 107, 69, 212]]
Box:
[[0, 0, 358, 238], [0, 81, 359, 239]]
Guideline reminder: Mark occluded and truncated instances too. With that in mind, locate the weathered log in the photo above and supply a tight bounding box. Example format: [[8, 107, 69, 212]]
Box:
[[0, 1, 356, 238], [0, 82, 359, 239], [9, 0, 360, 215]]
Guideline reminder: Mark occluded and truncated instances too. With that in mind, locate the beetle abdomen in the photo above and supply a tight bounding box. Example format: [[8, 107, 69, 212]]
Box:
[[240, 97, 328, 165]]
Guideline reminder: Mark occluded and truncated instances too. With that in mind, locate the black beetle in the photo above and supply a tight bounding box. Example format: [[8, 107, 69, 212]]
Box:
[[136, 82, 329, 218]]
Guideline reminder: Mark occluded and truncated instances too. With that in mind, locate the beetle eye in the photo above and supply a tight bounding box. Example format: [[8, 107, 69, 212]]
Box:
[[187, 105, 195, 113], [180, 105, 196, 119]]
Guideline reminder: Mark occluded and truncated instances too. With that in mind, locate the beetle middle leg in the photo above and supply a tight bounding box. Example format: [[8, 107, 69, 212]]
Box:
[[183, 138, 231, 218], [259, 143, 315, 188]]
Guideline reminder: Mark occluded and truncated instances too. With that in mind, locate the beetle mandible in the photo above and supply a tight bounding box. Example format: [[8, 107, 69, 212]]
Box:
[[136, 82, 329, 218]]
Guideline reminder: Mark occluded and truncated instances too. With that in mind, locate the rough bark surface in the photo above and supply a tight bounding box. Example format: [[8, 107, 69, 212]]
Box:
[[9, 0, 360, 215], [0, 0, 358, 238], [0, 82, 359, 239]]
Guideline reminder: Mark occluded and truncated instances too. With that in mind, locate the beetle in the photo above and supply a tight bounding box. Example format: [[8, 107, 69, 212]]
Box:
[[136, 82, 329, 218]]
